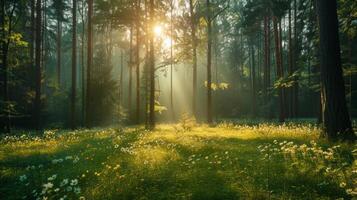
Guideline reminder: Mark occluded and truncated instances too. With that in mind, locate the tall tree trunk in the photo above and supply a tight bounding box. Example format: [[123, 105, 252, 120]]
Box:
[[56, 20, 62, 87], [206, 0, 213, 124], [71, 0, 77, 129], [148, 0, 155, 129], [288, 6, 293, 118], [263, 15, 269, 103], [170, 0, 174, 121], [128, 26, 133, 123], [273, 16, 285, 122], [251, 44, 256, 117], [144, 0, 149, 128], [316, 0, 355, 140], [34, 0, 42, 130], [293, 0, 299, 118], [135, 0, 141, 124], [81, 0, 85, 126], [189, 0, 197, 119], [267, 18, 271, 95], [30, 0, 35, 67], [1, 0, 10, 133], [119, 50, 124, 116], [85, 0, 93, 127]]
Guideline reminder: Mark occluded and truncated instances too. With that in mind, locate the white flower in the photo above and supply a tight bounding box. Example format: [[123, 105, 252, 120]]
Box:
[[70, 179, 78, 186], [48, 174, 57, 181], [60, 179, 69, 187], [66, 186, 73, 192], [74, 187, 81, 194], [54, 188, 60, 192], [73, 156, 80, 163], [65, 156, 73, 160], [43, 182, 54, 190], [339, 182, 346, 188], [19, 175, 27, 182], [79, 196, 86, 200], [59, 195, 67, 200]]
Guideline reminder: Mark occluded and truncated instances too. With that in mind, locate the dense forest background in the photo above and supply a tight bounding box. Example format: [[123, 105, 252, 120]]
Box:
[[1, 0, 356, 130]]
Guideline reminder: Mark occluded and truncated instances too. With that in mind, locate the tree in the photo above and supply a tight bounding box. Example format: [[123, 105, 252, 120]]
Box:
[[128, 25, 133, 123], [316, 0, 356, 140], [189, 0, 198, 119], [70, 0, 77, 129], [148, 0, 155, 129], [51, 0, 66, 87], [273, 16, 285, 122], [34, 0, 42, 130], [204, 0, 228, 124], [135, 0, 141, 124], [85, 0, 93, 127]]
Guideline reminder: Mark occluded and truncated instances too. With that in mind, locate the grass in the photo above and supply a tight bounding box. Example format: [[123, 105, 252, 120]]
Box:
[[0, 123, 356, 200]]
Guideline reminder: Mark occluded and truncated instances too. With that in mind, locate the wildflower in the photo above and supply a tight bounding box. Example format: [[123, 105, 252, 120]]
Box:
[[114, 144, 119, 149], [48, 174, 57, 181], [43, 182, 54, 190], [65, 156, 73, 160], [59, 195, 67, 200], [71, 179, 78, 186], [60, 179, 69, 187], [74, 187, 81, 194], [73, 156, 80, 163], [66, 186, 73, 192], [54, 188, 60, 192], [339, 182, 346, 188], [19, 175, 27, 182], [79, 196, 86, 200]]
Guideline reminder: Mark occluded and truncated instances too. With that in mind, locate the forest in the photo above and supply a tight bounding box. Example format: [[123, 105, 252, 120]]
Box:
[[0, 0, 357, 199]]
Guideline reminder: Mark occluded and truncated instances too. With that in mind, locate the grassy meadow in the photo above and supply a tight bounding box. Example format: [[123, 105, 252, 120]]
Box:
[[0, 122, 356, 200]]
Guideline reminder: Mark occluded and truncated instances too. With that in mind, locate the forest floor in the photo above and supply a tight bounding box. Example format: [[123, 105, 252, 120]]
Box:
[[0, 123, 356, 200]]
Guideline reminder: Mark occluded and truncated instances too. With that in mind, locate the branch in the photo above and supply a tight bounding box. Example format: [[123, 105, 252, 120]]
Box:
[[211, 0, 230, 21]]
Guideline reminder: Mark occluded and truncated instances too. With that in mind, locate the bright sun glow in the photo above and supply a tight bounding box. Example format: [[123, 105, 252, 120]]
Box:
[[163, 37, 173, 49], [154, 25, 163, 37]]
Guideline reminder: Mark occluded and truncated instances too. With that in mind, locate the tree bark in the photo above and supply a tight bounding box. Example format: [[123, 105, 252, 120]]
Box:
[[189, 0, 197, 119], [148, 0, 155, 129], [34, 0, 42, 130], [263, 15, 268, 103], [85, 0, 93, 127], [135, 0, 141, 124], [316, 0, 355, 140], [288, 6, 292, 118], [71, 0, 77, 129], [1, 0, 10, 133], [273, 16, 285, 122], [251, 44, 256, 117], [128, 25, 133, 123], [206, 0, 213, 124], [56, 20, 62, 87]]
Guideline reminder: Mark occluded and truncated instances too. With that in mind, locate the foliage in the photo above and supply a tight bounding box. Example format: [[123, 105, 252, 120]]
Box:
[[177, 112, 197, 131]]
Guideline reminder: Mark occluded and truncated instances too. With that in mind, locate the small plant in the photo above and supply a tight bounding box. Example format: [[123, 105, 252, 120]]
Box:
[[178, 112, 197, 131]]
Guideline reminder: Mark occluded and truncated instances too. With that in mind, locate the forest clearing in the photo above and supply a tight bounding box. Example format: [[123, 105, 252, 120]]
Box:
[[1, 122, 356, 200]]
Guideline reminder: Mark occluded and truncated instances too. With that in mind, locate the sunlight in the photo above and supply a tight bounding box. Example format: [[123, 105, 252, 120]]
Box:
[[163, 37, 173, 49], [154, 25, 163, 37]]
